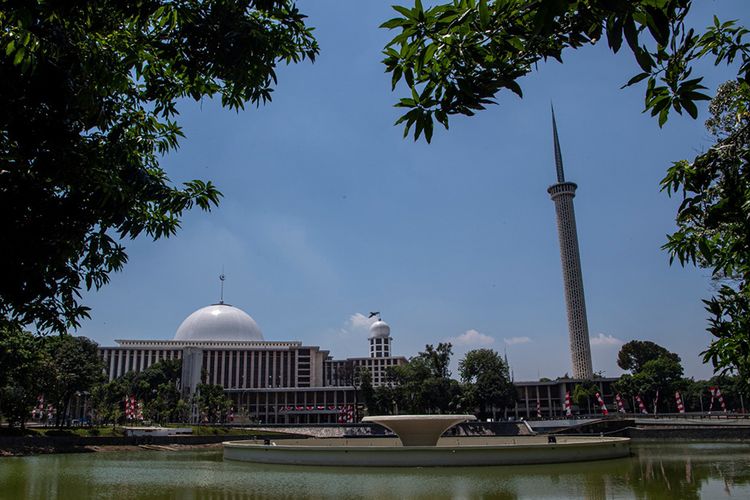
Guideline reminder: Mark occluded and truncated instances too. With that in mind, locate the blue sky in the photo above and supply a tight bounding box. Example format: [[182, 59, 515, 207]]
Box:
[[78, 1, 748, 381]]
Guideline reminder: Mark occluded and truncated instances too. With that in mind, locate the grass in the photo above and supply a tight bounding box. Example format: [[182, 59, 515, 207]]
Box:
[[0, 426, 126, 437]]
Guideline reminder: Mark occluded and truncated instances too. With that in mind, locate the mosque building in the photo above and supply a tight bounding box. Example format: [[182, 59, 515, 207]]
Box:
[[97, 303, 406, 424]]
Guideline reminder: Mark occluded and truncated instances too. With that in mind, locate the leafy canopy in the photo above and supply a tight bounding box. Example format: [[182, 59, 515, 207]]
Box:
[[41, 335, 106, 428], [388, 343, 462, 414], [0, 1, 318, 333], [662, 80, 750, 390], [0, 325, 48, 428], [458, 348, 514, 419], [381, 0, 749, 142], [617, 340, 681, 374]]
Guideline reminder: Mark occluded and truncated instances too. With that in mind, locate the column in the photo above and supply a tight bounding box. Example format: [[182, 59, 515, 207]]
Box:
[[243, 351, 248, 389], [249, 351, 255, 388], [108, 350, 115, 380], [234, 351, 240, 389], [263, 351, 271, 387], [213, 351, 219, 385], [220, 351, 226, 387], [271, 351, 277, 388], [228, 351, 234, 388]]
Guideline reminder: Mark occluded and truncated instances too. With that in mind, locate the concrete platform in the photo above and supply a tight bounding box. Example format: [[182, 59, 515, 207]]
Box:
[[223, 435, 631, 467]]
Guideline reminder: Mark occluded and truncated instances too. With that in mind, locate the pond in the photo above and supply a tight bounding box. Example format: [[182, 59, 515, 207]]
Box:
[[1, 443, 749, 499]]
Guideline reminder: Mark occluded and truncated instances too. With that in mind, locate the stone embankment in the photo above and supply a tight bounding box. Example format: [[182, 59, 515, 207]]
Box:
[[0, 433, 295, 456], [551, 417, 750, 441]]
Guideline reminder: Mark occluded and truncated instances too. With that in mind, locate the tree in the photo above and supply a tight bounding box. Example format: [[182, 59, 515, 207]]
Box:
[[422, 342, 453, 378], [381, 0, 747, 142], [90, 379, 125, 428], [90, 358, 187, 425], [0, 1, 318, 333], [43, 335, 106, 428], [617, 340, 681, 374], [458, 348, 515, 420], [195, 383, 232, 423], [615, 355, 684, 412], [572, 381, 597, 415], [662, 81, 750, 392], [372, 384, 396, 415], [389, 343, 462, 414], [357, 367, 376, 416], [0, 325, 47, 428]]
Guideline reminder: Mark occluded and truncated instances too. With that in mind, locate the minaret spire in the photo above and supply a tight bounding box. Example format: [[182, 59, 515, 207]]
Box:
[[551, 104, 565, 183], [547, 108, 594, 380]]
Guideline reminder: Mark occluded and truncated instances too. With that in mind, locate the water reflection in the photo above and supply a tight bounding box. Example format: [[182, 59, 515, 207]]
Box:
[[1, 443, 749, 499]]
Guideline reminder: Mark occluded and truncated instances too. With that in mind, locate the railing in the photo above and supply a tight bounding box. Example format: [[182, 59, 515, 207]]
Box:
[[524, 412, 749, 421]]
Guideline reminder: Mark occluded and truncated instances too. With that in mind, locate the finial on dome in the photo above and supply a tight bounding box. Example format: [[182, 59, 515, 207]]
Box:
[[219, 272, 225, 304]]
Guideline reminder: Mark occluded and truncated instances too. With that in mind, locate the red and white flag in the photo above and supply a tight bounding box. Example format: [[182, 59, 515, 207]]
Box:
[[615, 393, 626, 413], [536, 399, 542, 418], [564, 391, 572, 417], [675, 391, 685, 413], [709, 386, 727, 413], [595, 392, 609, 416], [338, 404, 355, 424], [635, 395, 648, 414]]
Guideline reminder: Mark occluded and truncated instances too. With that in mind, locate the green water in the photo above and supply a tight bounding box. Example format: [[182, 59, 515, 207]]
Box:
[[1, 443, 749, 499]]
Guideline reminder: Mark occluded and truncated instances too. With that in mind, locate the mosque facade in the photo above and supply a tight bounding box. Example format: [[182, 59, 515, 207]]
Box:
[[97, 303, 406, 424]]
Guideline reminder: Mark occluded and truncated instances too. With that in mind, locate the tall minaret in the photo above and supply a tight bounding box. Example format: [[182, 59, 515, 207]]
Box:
[[547, 107, 593, 379]]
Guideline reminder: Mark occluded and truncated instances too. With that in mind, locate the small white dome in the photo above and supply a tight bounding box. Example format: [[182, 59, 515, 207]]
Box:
[[174, 303, 263, 342], [369, 319, 391, 339]]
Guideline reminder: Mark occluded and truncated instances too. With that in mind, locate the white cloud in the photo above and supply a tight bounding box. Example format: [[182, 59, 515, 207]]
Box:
[[503, 336, 532, 346], [590, 333, 624, 346], [449, 329, 495, 347], [338, 312, 377, 338]]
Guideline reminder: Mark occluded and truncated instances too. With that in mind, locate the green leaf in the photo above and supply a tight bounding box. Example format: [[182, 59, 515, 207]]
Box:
[[13, 46, 25, 66], [682, 99, 698, 119], [392, 5, 414, 20], [621, 72, 649, 89], [658, 107, 669, 127], [634, 48, 654, 72], [380, 18, 406, 29], [478, 0, 489, 29]]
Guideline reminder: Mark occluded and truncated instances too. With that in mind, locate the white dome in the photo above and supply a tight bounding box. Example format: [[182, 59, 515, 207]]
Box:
[[174, 303, 263, 342], [369, 319, 391, 339]]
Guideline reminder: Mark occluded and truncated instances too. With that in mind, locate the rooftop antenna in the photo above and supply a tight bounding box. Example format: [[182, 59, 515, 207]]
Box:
[[219, 270, 225, 304]]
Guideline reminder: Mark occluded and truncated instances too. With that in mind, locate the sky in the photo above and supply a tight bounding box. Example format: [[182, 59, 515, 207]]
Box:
[[77, 1, 749, 381]]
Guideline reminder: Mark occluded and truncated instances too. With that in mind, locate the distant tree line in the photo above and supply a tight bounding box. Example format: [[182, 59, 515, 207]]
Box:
[[0, 324, 103, 429], [0, 323, 233, 429]]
